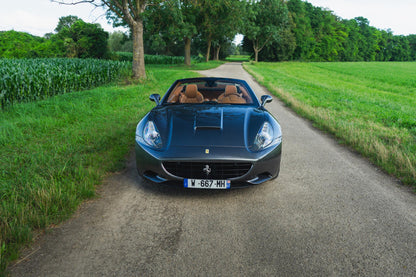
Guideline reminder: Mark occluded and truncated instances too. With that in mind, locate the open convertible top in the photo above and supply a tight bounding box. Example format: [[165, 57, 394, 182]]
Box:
[[162, 78, 259, 106]]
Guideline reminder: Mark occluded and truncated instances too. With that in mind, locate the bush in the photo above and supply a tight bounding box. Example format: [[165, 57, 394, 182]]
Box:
[[112, 52, 186, 64]]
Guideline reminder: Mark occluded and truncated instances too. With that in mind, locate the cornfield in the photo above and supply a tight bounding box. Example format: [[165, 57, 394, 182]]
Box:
[[0, 58, 131, 108], [145, 54, 184, 64]]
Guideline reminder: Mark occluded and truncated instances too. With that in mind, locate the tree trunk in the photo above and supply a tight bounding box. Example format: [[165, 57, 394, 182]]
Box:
[[254, 49, 259, 62], [132, 20, 146, 79], [206, 38, 212, 62], [184, 37, 191, 66], [214, 45, 221, 60]]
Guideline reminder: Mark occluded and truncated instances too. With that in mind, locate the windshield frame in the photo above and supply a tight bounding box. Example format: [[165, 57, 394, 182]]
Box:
[[160, 77, 260, 107]]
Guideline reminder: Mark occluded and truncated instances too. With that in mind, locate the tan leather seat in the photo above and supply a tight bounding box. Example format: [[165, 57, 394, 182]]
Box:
[[218, 85, 246, 104], [180, 84, 204, 103]]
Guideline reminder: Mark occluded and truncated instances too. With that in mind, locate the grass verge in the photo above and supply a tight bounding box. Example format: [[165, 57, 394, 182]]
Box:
[[180, 60, 226, 70], [244, 62, 416, 188], [225, 55, 251, 62], [0, 62, 219, 273]]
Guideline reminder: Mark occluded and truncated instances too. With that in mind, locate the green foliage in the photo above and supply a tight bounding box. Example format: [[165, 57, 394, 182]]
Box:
[[199, 0, 242, 60], [114, 51, 134, 61], [55, 15, 82, 33], [56, 18, 109, 59], [244, 0, 416, 62], [108, 31, 131, 52], [245, 61, 416, 186], [112, 52, 186, 64], [286, 0, 315, 60], [143, 0, 196, 55], [242, 0, 292, 61], [141, 0, 242, 62], [225, 55, 251, 62], [408, 35, 416, 60], [5, 1, 416, 64], [145, 54, 185, 64], [0, 16, 109, 60], [0, 58, 130, 108], [0, 31, 45, 58]]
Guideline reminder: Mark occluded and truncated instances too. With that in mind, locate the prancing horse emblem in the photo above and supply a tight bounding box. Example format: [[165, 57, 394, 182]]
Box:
[[203, 165, 211, 176]]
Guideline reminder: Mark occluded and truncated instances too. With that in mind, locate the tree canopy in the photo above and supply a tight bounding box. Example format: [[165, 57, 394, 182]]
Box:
[[242, 0, 290, 62], [56, 18, 109, 58], [140, 0, 416, 63], [242, 0, 416, 62], [2, 0, 416, 64], [0, 17, 108, 59]]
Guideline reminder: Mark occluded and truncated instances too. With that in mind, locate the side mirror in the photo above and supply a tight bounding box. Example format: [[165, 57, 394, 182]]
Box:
[[260, 95, 273, 107], [149, 94, 161, 105]]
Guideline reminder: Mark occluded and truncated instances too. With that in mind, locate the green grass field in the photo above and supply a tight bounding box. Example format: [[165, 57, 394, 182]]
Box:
[[226, 55, 251, 62], [244, 62, 416, 187], [0, 62, 224, 273]]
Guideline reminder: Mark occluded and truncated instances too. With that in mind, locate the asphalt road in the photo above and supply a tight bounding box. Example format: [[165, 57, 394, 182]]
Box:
[[10, 63, 416, 276]]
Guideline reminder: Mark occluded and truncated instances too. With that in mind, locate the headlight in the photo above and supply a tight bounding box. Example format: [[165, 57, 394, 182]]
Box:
[[139, 121, 162, 149], [253, 122, 281, 151]]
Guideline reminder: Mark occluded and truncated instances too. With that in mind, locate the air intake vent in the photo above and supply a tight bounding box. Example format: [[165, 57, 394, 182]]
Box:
[[163, 162, 252, 179]]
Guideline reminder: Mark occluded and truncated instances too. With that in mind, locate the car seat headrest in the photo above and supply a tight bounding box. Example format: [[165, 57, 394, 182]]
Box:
[[185, 84, 198, 98]]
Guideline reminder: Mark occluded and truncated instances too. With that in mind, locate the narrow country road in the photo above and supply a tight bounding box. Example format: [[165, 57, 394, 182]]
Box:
[[10, 63, 416, 276]]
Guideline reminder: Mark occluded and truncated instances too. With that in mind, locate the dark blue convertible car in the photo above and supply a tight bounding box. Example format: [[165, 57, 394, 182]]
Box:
[[135, 77, 282, 189]]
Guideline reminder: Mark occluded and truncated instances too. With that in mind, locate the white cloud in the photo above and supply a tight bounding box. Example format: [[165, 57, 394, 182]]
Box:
[[307, 0, 416, 35], [0, 0, 127, 36], [0, 10, 57, 35]]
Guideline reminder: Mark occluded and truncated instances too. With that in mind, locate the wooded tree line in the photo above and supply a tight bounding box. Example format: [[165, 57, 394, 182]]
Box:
[[133, 0, 416, 63], [245, 0, 416, 62], [141, 0, 416, 63], [2, 0, 415, 79]]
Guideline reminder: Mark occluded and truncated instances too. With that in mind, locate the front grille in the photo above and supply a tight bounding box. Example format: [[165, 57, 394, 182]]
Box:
[[163, 162, 252, 179]]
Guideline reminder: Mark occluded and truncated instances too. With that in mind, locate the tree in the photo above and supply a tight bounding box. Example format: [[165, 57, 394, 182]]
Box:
[[52, 0, 158, 79], [0, 31, 44, 58], [108, 31, 131, 52], [55, 15, 82, 32], [55, 18, 109, 58], [306, 5, 346, 61], [242, 0, 290, 62], [287, 0, 315, 61], [353, 17, 378, 61], [143, 0, 198, 66], [179, 0, 200, 65], [407, 34, 416, 61], [340, 19, 362, 61], [389, 35, 410, 61], [198, 0, 241, 62], [143, 0, 240, 65]]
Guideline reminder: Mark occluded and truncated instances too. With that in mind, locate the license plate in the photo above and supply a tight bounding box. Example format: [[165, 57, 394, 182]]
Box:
[[184, 179, 231, 189]]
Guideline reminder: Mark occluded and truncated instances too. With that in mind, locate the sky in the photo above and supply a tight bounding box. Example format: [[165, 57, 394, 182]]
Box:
[[306, 0, 416, 35], [0, 0, 127, 36], [0, 0, 415, 37]]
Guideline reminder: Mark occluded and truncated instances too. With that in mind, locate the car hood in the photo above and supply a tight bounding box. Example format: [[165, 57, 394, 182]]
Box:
[[149, 105, 265, 149]]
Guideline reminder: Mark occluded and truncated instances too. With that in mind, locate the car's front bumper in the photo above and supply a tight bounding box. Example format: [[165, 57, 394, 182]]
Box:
[[135, 141, 282, 188]]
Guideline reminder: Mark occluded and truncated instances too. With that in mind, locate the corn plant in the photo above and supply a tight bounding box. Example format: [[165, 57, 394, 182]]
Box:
[[0, 58, 131, 108], [114, 52, 185, 64]]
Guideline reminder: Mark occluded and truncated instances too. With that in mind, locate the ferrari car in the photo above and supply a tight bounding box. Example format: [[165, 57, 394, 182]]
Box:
[[135, 77, 282, 189]]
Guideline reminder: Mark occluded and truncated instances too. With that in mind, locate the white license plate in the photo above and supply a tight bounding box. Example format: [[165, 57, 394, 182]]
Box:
[[184, 179, 231, 189]]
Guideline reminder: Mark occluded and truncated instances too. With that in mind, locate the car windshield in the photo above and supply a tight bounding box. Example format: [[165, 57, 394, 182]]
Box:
[[163, 79, 256, 105]]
